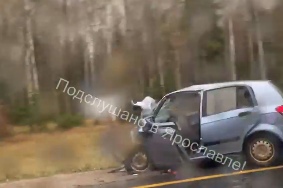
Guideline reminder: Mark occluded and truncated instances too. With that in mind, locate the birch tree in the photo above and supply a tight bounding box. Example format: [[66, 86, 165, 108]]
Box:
[[24, 0, 39, 103], [228, 18, 237, 80], [248, 0, 267, 79], [214, 0, 238, 81]]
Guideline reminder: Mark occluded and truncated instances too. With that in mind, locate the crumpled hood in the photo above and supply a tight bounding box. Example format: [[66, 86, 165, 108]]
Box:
[[133, 96, 156, 110]]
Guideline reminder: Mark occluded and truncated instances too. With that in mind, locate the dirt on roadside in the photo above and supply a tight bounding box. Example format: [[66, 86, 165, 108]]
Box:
[[0, 169, 158, 188]]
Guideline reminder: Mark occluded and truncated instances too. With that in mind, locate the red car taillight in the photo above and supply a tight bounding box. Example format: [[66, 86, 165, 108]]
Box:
[[275, 105, 283, 115]]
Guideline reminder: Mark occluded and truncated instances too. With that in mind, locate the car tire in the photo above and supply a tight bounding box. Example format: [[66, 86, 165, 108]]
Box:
[[124, 146, 151, 174], [244, 133, 282, 167]]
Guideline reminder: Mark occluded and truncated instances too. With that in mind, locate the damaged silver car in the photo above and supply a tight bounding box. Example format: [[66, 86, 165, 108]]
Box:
[[140, 80, 283, 171]]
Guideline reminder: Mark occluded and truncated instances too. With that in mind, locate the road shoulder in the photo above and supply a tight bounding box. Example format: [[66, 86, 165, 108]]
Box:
[[0, 169, 159, 188]]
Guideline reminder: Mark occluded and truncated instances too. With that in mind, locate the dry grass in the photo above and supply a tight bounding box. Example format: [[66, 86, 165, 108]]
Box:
[[0, 123, 133, 182]]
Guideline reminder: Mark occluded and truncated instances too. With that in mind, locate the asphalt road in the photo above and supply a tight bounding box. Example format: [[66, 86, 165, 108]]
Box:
[[75, 157, 283, 188]]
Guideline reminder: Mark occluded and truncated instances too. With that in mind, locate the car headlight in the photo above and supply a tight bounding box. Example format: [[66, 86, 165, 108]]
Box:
[[138, 119, 146, 127]]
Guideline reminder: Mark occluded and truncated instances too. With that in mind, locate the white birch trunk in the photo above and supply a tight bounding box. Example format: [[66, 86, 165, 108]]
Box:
[[247, 0, 267, 79], [106, 3, 113, 57], [24, 0, 39, 103], [228, 18, 237, 81], [254, 9, 267, 80], [88, 4, 97, 86], [248, 28, 255, 79], [174, 50, 182, 89], [157, 56, 165, 95], [81, 0, 96, 117], [81, 0, 95, 87]]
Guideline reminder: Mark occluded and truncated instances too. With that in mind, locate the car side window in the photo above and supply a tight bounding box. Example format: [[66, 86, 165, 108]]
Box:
[[205, 87, 237, 116], [169, 93, 200, 117], [154, 98, 173, 123], [168, 93, 200, 133], [154, 92, 200, 123], [204, 86, 254, 117], [236, 86, 254, 108]]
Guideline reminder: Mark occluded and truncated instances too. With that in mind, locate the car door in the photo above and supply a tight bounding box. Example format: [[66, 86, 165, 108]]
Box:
[[143, 91, 202, 169], [169, 92, 201, 146], [200, 85, 260, 155]]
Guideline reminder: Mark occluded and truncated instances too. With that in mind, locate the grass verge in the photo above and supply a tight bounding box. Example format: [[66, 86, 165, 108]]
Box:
[[0, 123, 132, 182]]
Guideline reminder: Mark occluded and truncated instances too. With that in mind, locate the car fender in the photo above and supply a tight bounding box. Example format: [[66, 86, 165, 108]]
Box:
[[244, 123, 283, 143]]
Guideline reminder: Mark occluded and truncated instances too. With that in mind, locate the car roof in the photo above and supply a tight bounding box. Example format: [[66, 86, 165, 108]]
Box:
[[166, 80, 271, 96]]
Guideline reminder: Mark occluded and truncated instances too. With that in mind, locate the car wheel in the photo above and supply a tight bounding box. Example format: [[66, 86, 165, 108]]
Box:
[[124, 147, 150, 174], [244, 133, 281, 167]]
